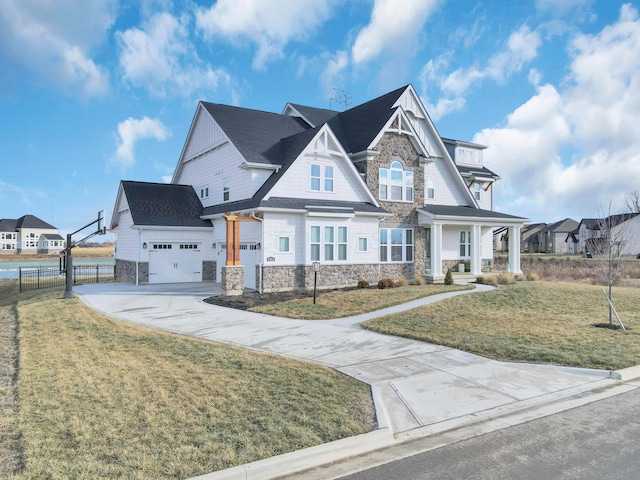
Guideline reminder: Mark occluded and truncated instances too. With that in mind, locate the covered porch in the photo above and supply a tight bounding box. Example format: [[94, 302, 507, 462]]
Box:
[[418, 205, 528, 282]]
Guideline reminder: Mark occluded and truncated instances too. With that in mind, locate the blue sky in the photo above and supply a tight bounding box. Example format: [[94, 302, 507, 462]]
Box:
[[1, 0, 639, 238]]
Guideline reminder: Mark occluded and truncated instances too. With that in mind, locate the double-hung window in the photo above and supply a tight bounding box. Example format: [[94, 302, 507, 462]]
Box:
[[311, 164, 334, 192], [473, 183, 481, 201], [379, 161, 413, 202], [380, 228, 414, 262]]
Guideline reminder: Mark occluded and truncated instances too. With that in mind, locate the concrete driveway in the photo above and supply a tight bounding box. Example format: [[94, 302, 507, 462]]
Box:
[[74, 281, 622, 437]]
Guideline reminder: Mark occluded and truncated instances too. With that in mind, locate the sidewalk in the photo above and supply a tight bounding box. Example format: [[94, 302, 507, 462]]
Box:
[[74, 282, 640, 480]]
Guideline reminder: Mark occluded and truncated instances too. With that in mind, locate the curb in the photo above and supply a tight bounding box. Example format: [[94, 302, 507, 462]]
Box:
[[187, 428, 396, 480], [611, 365, 640, 381]]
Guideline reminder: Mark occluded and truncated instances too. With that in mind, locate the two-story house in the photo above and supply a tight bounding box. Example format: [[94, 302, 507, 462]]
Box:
[[0, 215, 64, 254], [111, 85, 527, 292]]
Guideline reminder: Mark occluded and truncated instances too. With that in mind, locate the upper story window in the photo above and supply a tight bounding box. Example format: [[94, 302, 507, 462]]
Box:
[[200, 187, 209, 199], [379, 161, 413, 202], [311, 164, 334, 192], [426, 177, 435, 200], [223, 183, 230, 201], [473, 183, 481, 201]]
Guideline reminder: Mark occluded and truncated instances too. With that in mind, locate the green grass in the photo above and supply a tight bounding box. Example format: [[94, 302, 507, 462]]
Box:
[[2, 281, 375, 479], [249, 284, 473, 319], [364, 281, 640, 370]]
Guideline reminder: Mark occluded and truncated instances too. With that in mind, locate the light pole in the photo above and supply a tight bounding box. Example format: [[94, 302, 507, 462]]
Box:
[[312, 261, 320, 304]]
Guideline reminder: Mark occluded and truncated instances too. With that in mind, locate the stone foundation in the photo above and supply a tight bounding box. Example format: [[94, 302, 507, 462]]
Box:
[[115, 259, 148, 283], [222, 265, 244, 296], [259, 264, 423, 293]]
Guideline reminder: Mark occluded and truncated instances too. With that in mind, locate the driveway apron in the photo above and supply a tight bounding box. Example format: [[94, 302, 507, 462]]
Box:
[[75, 282, 614, 435]]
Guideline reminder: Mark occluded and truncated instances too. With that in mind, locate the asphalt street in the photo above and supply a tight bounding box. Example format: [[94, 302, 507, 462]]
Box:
[[337, 389, 640, 480]]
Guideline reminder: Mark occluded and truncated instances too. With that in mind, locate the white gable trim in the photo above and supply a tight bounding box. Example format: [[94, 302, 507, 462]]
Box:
[[393, 85, 479, 207], [263, 124, 381, 207], [367, 108, 431, 160], [282, 103, 315, 127], [110, 182, 126, 229]]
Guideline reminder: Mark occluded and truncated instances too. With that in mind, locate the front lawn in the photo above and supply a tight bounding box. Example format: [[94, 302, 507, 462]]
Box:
[[2, 281, 375, 479], [364, 281, 640, 370]]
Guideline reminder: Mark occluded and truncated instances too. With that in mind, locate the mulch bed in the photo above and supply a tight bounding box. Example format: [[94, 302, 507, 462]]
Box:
[[204, 287, 355, 310]]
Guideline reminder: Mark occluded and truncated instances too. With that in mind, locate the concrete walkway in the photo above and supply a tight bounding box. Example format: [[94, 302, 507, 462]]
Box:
[[74, 282, 638, 479]]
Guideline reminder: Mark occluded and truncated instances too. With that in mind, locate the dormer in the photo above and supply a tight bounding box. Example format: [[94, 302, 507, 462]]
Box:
[[442, 138, 486, 167]]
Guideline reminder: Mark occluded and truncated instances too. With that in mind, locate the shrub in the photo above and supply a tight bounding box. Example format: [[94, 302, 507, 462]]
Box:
[[377, 278, 396, 289], [476, 275, 498, 286], [526, 272, 540, 281], [414, 275, 426, 286], [357, 279, 370, 289], [515, 274, 526, 282], [497, 272, 516, 285], [444, 269, 454, 285], [396, 277, 408, 287]]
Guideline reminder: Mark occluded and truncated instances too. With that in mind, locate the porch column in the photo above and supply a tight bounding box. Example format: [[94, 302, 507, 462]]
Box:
[[431, 223, 443, 278], [224, 215, 241, 266], [470, 224, 482, 275], [508, 226, 522, 274]]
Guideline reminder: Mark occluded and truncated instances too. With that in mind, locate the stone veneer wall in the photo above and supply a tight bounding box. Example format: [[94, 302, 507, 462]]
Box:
[[260, 264, 417, 292], [203, 261, 216, 282], [222, 265, 244, 296], [354, 132, 428, 277], [115, 259, 149, 283]]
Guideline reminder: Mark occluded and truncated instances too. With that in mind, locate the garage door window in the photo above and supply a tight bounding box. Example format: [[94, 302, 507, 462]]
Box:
[[152, 244, 172, 250]]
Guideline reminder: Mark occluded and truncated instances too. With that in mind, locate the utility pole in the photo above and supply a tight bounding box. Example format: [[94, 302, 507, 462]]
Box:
[[62, 211, 106, 299]]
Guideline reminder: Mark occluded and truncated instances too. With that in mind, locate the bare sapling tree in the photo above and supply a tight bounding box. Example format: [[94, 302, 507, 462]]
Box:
[[589, 201, 634, 326], [624, 190, 640, 213]]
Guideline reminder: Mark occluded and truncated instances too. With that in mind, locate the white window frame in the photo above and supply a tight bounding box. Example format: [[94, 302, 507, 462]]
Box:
[[473, 183, 481, 201], [426, 177, 435, 200], [310, 224, 347, 262], [358, 237, 368, 252], [380, 228, 414, 263], [278, 237, 290, 252], [379, 161, 413, 202], [310, 164, 334, 192], [460, 231, 471, 257]]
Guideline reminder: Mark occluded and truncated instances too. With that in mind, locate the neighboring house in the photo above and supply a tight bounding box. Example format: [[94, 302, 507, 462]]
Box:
[[0, 215, 63, 254], [111, 84, 527, 291], [521, 223, 546, 253], [578, 214, 640, 256], [538, 218, 579, 254]]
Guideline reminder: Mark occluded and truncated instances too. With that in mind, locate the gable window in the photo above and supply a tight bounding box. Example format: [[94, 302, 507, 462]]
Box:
[[380, 228, 413, 262], [223, 184, 230, 201], [379, 161, 413, 202], [460, 231, 471, 257], [311, 164, 334, 192], [473, 183, 481, 201], [200, 187, 209, 199], [426, 177, 435, 199]]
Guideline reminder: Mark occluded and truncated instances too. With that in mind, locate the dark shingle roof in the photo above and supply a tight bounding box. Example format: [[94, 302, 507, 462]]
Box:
[[456, 165, 500, 179], [328, 85, 407, 154], [41, 234, 64, 241], [121, 181, 211, 227], [16, 215, 56, 230], [287, 104, 338, 127], [202, 196, 388, 217], [0, 219, 18, 232], [200, 103, 309, 166], [419, 204, 527, 221]]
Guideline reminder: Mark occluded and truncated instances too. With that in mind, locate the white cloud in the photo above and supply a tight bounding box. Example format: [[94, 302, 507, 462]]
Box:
[[0, 179, 32, 206], [117, 12, 231, 98], [419, 25, 541, 120], [0, 0, 114, 96], [351, 0, 440, 65], [320, 50, 349, 98], [474, 4, 640, 221], [536, 0, 594, 17], [110, 117, 170, 169], [196, 0, 336, 70]]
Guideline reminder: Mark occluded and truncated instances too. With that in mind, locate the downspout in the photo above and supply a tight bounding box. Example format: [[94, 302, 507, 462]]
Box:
[[136, 229, 141, 285], [251, 212, 264, 294]]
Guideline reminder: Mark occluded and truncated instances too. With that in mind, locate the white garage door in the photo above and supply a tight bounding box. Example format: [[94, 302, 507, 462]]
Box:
[[149, 243, 202, 284]]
